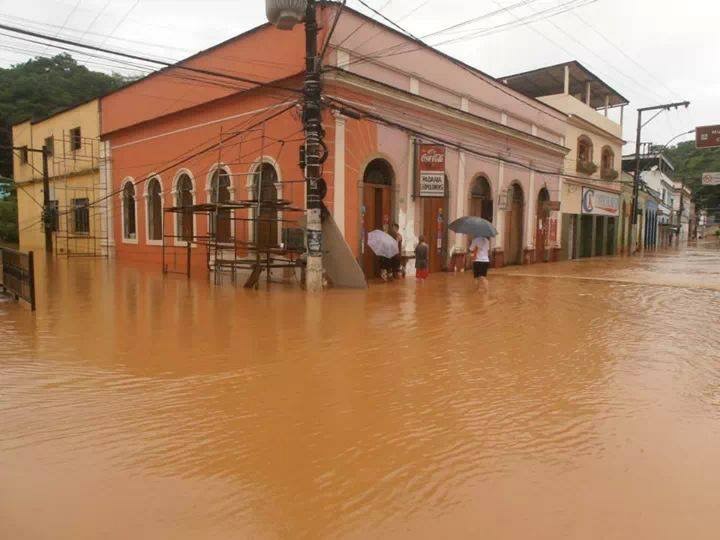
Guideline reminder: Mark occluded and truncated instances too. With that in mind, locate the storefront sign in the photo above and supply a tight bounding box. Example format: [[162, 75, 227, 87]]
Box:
[[702, 172, 720, 186], [419, 144, 446, 197], [581, 187, 619, 216], [497, 190, 509, 211], [696, 125, 720, 149]]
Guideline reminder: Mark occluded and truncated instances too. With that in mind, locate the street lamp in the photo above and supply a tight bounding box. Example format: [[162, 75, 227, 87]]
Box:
[[266, 0, 307, 30], [266, 0, 325, 292]]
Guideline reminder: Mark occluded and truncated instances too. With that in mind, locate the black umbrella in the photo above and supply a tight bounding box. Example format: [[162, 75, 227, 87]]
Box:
[[449, 216, 498, 238]]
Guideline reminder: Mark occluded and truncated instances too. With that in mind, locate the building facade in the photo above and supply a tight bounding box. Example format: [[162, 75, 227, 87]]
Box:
[[504, 62, 627, 261], [622, 152, 677, 249], [101, 3, 570, 278], [12, 98, 109, 255]]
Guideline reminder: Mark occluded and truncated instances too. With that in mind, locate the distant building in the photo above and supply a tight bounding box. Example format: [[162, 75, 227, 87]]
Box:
[[12, 98, 110, 255], [503, 61, 628, 260], [622, 152, 676, 248]]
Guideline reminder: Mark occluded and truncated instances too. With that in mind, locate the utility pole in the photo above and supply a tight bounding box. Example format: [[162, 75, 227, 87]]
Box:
[[302, 0, 325, 292], [41, 145, 52, 254], [266, 0, 326, 292], [629, 101, 690, 252]]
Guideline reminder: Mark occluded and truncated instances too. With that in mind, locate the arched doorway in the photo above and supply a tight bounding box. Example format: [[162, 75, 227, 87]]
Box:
[[470, 175, 493, 222], [535, 188, 550, 263], [505, 183, 524, 265], [253, 163, 279, 249], [362, 158, 394, 277], [210, 168, 231, 243]]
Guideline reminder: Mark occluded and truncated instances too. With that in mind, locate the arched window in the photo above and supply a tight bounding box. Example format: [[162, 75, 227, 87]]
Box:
[[577, 136, 593, 163], [122, 181, 136, 240], [210, 169, 232, 243], [601, 146, 616, 178], [146, 177, 163, 242], [363, 158, 394, 185], [176, 173, 194, 243], [253, 163, 279, 248], [469, 175, 493, 222]]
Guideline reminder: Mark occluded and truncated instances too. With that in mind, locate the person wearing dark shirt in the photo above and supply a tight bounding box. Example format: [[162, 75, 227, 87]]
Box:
[[415, 235, 429, 280]]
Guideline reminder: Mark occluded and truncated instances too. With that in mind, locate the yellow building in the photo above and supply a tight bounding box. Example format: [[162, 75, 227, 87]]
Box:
[[12, 98, 109, 255], [504, 62, 627, 260]]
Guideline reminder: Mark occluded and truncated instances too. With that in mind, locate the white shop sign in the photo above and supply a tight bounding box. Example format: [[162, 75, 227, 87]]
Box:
[[581, 187, 620, 216]]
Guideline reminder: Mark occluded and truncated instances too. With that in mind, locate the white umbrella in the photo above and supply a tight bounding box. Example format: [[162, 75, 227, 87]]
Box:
[[367, 229, 399, 258]]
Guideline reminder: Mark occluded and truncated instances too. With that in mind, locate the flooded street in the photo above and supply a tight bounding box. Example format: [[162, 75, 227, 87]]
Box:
[[2, 247, 720, 539]]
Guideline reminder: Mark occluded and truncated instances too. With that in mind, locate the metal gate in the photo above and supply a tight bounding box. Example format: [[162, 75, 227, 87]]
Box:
[[0, 247, 36, 311]]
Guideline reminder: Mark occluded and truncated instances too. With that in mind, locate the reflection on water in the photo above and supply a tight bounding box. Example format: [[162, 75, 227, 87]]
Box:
[[2, 247, 720, 539]]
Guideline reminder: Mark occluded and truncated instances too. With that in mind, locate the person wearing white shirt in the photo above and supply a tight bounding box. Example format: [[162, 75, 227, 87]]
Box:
[[469, 236, 491, 291]]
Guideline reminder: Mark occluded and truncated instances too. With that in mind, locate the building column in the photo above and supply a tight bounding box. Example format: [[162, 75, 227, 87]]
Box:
[[332, 112, 346, 237], [100, 140, 115, 256], [495, 162, 505, 249], [602, 216, 609, 255], [564, 65, 570, 95], [455, 150, 466, 250], [525, 170, 536, 252], [591, 216, 598, 257]]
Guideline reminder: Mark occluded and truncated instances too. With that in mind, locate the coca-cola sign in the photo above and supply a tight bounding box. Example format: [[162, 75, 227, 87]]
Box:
[[419, 144, 446, 172], [419, 144, 446, 197]]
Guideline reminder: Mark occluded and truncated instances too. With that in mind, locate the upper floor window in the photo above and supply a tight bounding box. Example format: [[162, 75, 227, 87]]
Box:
[[18, 146, 28, 164], [601, 146, 617, 180], [576, 136, 597, 175], [70, 127, 82, 151]]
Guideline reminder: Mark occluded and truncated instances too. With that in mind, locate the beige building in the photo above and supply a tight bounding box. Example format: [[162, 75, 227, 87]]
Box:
[[504, 61, 627, 260], [12, 98, 110, 255]]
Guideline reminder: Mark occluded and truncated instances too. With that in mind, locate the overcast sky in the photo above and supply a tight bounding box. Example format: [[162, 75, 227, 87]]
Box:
[[0, 0, 715, 151]]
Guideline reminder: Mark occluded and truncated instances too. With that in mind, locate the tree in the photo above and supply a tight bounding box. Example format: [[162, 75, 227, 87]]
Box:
[[664, 140, 720, 219]]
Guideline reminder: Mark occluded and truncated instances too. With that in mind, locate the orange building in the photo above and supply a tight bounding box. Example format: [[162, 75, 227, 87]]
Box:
[[101, 3, 570, 278]]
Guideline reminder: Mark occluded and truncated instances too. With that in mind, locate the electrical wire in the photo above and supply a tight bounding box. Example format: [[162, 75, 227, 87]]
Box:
[[0, 21, 305, 95], [327, 96, 631, 186]]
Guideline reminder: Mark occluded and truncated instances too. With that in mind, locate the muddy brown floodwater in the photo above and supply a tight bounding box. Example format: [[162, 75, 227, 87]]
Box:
[[1, 246, 720, 539]]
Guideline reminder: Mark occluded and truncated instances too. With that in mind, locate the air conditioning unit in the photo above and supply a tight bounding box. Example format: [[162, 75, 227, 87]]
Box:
[[266, 0, 307, 30]]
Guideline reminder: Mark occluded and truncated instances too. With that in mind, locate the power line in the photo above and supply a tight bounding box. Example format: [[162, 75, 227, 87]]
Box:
[[99, 0, 141, 47], [0, 21, 304, 95], [327, 96, 630, 187], [336, 0, 596, 70]]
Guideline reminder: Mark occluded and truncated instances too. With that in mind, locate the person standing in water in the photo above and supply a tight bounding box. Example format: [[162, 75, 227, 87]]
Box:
[[469, 235, 491, 291], [415, 235, 429, 281]]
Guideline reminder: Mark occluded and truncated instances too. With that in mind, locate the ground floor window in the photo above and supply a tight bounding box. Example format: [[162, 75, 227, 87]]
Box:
[[123, 182, 136, 240], [72, 198, 90, 234]]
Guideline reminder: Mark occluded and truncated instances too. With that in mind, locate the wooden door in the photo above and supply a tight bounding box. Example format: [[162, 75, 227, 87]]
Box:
[[506, 198, 524, 265], [362, 185, 392, 277], [422, 197, 446, 273], [535, 204, 549, 263]]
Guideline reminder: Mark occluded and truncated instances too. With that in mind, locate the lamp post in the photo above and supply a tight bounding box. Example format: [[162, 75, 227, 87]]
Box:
[[266, 0, 325, 292]]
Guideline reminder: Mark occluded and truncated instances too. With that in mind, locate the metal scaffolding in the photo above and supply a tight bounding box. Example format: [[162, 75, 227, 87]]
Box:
[[161, 128, 308, 288], [51, 131, 110, 258]]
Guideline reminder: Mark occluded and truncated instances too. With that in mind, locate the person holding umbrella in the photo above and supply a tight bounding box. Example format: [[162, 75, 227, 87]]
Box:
[[469, 235, 491, 291], [448, 216, 497, 292]]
